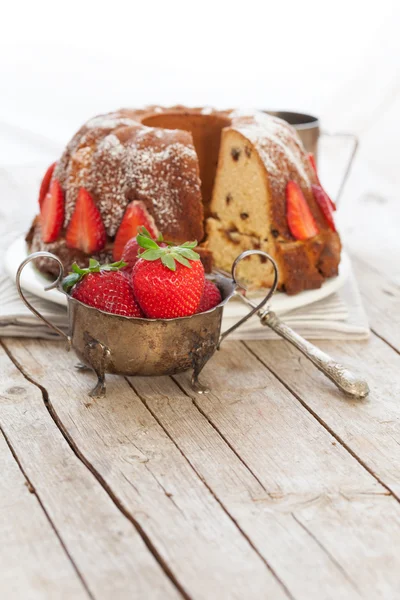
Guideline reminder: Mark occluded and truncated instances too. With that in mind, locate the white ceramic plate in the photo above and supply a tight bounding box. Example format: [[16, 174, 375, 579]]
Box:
[[6, 235, 350, 315]]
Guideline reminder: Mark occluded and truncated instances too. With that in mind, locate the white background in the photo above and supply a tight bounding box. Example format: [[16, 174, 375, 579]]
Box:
[[1, 0, 399, 275]]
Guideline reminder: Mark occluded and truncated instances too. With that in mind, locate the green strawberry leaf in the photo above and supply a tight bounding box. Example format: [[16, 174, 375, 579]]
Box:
[[173, 254, 191, 268], [71, 262, 86, 274], [137, 232, 159, 250], [89, 258, 100, 270], [180, 241, 198, 249], [101, 261, 127, 271], [137, 235, 200, 269], [62, 272, 82, 292], [110, 260, 127, 269], [138, 225, 152, 238], [175, 248, 200, 261], [161, 254, 176, 271], [140, 249, 163, 261]]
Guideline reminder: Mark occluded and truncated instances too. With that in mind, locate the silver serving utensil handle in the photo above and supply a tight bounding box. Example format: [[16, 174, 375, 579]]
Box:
[[228, 251, 369, 399]]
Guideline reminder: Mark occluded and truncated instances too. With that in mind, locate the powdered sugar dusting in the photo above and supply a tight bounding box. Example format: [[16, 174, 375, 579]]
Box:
[[53, 106, 313, 248], [231, 109, 311, 187], [61, 115, 201, 237], [85, 115, 137, 130]]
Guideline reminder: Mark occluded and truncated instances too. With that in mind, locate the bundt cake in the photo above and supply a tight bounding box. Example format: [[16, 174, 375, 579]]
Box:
[[27, 106, 341, 295]]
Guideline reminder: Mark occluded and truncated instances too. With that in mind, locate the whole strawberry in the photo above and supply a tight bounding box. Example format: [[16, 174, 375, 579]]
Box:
[[121, 238, 140, 272], [197, 280, 222, 313], [62, 259, 143, 317], [132, 234, 205, 319], [121, 227, 164, 274]]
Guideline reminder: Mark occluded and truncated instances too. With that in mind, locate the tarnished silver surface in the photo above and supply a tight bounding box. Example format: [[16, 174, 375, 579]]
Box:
[[263, 310, 369, 398], [218, 249, 279, 346], [264, 111, 359, 205], [237, 296, 370, 399], [16, 251, 71, 348], [16, 250, 369, 400], [16, 250, 271, 397]]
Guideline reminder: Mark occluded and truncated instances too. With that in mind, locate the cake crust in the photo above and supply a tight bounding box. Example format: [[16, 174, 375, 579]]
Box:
[[28, 106, 341, 294]]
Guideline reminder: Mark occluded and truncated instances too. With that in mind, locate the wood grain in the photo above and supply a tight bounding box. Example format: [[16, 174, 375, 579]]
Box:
[[132, 340, 400, 599], [245, 333, 400, 499], [3, 338, 287, 600], [0, 343, 181, 600], [0, 428, 88, 600], [351, 255, 400, 352]]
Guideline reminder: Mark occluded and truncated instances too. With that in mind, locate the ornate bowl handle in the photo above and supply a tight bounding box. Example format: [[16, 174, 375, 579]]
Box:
[[220, 250, 369, 399], [16, 251, 71, 346], [218, 249, 279, 346], [320, 131, 359, 206]]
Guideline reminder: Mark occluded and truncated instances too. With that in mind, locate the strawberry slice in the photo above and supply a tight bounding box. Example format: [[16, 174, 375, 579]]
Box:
[[40, 179, 64, 243], [113, 200, 158, 260], [286, 180, 319, 241], [308, 153, 336, 211], [66, 188, 106, 254], [38, 162, 56, 208], [311, 184, 336, 232]]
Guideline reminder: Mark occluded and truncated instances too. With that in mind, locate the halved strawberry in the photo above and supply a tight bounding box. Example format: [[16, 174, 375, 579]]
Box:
[[66, 188, 106, 254], [311, 184, 336, 232], [38, 162, 56, 208], [113, 200, 158, 260], [40, 179, 64, 243], [286, 181, 319, 241], [308, 153, 336, 211]]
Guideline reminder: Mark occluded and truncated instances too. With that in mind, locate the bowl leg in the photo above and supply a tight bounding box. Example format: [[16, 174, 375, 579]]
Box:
[[191, 369, 210, 394], [189, 336, 217, 395], [74, 361, 106, 397], [89, 373, 107, 398], [82, 332, 110, 398]]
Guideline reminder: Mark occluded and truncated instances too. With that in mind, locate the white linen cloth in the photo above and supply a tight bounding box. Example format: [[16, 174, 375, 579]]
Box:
[[0, 165, 370, 340]]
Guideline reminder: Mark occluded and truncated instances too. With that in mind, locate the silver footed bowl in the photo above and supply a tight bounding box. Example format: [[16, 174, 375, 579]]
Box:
[[16, 250, 369, 401]]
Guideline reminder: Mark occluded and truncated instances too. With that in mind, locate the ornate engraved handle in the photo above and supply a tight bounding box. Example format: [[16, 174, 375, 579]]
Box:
[[16, 251, 71, 346], [238, 292, 369, 398]]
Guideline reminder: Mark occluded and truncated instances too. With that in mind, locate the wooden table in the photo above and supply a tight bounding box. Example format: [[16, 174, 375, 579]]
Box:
[[1, 131, 400, 598], [1, 255, 399, 600]]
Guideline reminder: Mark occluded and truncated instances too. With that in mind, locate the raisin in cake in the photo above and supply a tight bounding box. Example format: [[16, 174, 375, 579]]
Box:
[[28, 106, 340, 294]]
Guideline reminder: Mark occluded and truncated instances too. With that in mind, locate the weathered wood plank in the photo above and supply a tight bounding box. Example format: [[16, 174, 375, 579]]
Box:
[[131, 375, 363, 600], [351, 254, 400, 352], [3, 338, 287, 600], [162, 341, 400, 599], [0, 429, 88, 600], [0, 343, 182, 600], [245, 333, 400, 500]]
